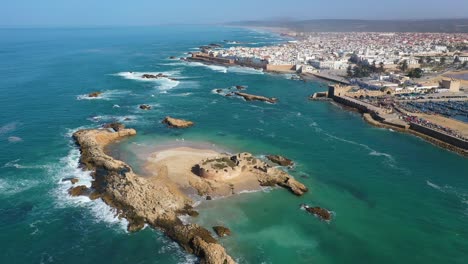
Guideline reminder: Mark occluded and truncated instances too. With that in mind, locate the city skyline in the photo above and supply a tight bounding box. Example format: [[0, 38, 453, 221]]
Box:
[[1, 0, 468, 27]]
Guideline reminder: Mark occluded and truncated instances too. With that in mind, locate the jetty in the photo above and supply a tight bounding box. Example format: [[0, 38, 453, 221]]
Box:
[[323, 85, 468, 156]]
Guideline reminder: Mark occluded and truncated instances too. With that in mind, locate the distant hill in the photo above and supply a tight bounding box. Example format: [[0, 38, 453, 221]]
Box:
[[228, 19, 468, 33]]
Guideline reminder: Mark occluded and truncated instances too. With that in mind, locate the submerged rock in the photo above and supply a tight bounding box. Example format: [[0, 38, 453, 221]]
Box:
[[141, 73, 168, 79], [88, 92, 102, 98], [266, 155, 294, 167], [162, 116, 194, 128], [234, 92, 278, 104], [139, 104, 152, 110], [235, 85, 246, 90], [62, 177, 79, 184], [301, 204, 332, 221], [213, 226, 231, 237]]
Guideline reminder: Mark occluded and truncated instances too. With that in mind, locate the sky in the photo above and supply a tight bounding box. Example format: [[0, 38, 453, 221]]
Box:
[[1, 0, 468, 27]]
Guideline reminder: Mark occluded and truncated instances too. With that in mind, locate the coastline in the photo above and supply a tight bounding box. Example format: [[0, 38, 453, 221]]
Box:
[[70, 125, 308, 263], [330, 98, 468, 157]]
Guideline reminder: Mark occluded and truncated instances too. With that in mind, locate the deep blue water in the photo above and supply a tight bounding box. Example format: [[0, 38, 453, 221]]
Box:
[[0, 26, 467, 264]]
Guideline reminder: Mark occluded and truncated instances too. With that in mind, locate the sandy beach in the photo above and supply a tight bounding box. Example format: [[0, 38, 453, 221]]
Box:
[[143, 146, 266, 197]]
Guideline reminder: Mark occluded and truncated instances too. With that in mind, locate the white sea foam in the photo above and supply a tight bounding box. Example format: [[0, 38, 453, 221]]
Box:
[[324, 132, 394, 161], [115, 71, 181, 91], [211, 88, 229, 96], [51, 143, 128, 231], [0, 178, 40, 196], [426, 180, 441, 190], [87, 115, 140, 124], [8, 136, 23, 143], [64, 125, 94, 138], [228, 66, 264, 75], [3, 159, 50, 170], [0, 122, 19, 135], [157, 78, 180, 91], [157, 236, 197, 264], [426, 180, 468, 210], [169, 92, 193, 97]]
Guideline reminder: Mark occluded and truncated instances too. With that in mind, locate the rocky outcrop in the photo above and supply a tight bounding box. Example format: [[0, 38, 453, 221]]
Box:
[[162, 116, 194, 128], [62, 177, 79, 184], [235, 85, 246, 90], [234, 92, 278, 104], [266, 155, 294, 167], [88, 92, 102, 98], [102, 122, 126, 132], [68, 185, 89, 196], [213, 226, 231, 237], [193, 153, 308, 196], [71, 126, 235, 264], [139, 104, 152, 110], [142, 73, 168, 79], [301, 204, 332, 221]]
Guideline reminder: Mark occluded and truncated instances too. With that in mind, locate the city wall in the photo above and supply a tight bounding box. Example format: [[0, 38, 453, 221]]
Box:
[[265, 64, 295, 72], [409, 123, 468, 150]]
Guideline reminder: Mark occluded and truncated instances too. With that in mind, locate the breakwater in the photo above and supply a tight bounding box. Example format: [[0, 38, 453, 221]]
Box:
[[409, 123, 468, 150], [327, 88, 467, 155]]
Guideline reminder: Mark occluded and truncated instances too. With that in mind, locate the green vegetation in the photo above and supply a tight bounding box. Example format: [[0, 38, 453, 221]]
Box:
[[398, 60, 409, 72], [407, 68, 423, 78], [205, 157, 236, 170]]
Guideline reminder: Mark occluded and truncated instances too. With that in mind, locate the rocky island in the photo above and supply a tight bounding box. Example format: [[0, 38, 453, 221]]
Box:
[[70, 124, 308, 263], [234, 92, 278, 104], [162, 116, 194, 128], [88, 91, 102, 98]]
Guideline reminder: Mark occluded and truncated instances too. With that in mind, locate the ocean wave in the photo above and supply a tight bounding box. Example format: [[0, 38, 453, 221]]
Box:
[[8, 136, 23, 143], [183, 61, 265, 75], [0, 178, 40, 196], [426, 180, 468, 209], [0, 122, 19, 135], [3, 159, 50, 170], [64, 125, 94, 138], [51, 144, 128, 231], [324, 132, 394, 161], [77, 90, 130, 101], [228, 66, 264, 75], [157, 78, 180, 91], [426, 180, 441, 190], [157, 236, 197, 264], [175, 61, 228, 73], [169, 92, 193, 97], [115, 71, 181, 91], [87, 115, 141, 124]]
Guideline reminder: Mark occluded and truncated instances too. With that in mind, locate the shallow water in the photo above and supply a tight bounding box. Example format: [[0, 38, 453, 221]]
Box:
[[0, 26, 467, 264]]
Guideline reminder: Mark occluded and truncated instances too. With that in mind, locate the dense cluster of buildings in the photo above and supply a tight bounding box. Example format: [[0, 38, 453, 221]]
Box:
[[205, 32, 468, 72]]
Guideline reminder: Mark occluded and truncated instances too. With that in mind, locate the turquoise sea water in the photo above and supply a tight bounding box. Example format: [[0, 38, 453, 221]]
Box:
[[0, 26, 467, 264]]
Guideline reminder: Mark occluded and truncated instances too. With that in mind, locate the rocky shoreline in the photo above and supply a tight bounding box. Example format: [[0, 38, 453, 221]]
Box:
[[234, 92, 278, 104], [70, 124, 308, 263]]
